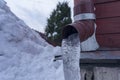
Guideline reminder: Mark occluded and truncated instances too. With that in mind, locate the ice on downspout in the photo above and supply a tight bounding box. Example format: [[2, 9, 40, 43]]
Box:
[[62, 34, 81, 80], [81, 24, 99, 51]]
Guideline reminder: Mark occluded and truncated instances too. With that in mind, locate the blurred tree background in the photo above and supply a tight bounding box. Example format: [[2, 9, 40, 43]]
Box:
[[45, 2, 72, 46]]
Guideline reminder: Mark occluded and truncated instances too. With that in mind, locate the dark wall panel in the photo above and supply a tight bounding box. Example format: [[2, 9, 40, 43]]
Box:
[[94, 0, 118, 4], [96, 17, 120, 34], [96, 34, 120, 48], [95, 1, 120, 19]]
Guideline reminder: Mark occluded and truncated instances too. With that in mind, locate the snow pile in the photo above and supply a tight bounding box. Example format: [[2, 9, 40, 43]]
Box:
[[0, 0, 64, 80]]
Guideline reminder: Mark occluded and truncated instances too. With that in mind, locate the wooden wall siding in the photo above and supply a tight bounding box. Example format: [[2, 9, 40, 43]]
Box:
[[95, 1, 120, 19], [93, 0, 118, 4], [96, 34, 120, 47], [96, 17, 120, 34], [95, 1, 120, 48], [74, 0, 119, 6], [74, 0, 80, 6]]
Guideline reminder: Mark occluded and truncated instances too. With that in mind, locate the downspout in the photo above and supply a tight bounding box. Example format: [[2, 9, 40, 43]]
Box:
[[62, 0, 99, 51], [61, 0, 99, 80]]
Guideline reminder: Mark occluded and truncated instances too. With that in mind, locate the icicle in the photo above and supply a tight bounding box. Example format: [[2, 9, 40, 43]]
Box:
[[62, 34, 81, 80]]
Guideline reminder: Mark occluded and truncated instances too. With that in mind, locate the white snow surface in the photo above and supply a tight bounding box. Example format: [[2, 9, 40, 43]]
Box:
[[53, 32, 57, 36], [0, 0, 64, 80]]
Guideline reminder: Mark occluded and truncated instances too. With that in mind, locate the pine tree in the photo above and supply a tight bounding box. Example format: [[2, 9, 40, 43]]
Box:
[[45, 2, 72, 46]]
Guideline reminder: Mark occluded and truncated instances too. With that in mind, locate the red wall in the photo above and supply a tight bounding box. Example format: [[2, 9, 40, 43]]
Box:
[[95, 0, 120, 48], [74, 0, 120, 48]]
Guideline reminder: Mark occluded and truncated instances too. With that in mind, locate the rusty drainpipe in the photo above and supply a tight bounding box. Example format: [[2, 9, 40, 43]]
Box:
[[62, 0, 95, 42]]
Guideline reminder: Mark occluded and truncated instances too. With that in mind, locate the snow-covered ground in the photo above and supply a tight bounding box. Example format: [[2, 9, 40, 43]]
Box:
[[0, 0, 64, 80]]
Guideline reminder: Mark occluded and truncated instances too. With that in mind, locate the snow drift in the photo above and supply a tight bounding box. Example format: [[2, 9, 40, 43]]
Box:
[[0, 0, 64, 80]]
